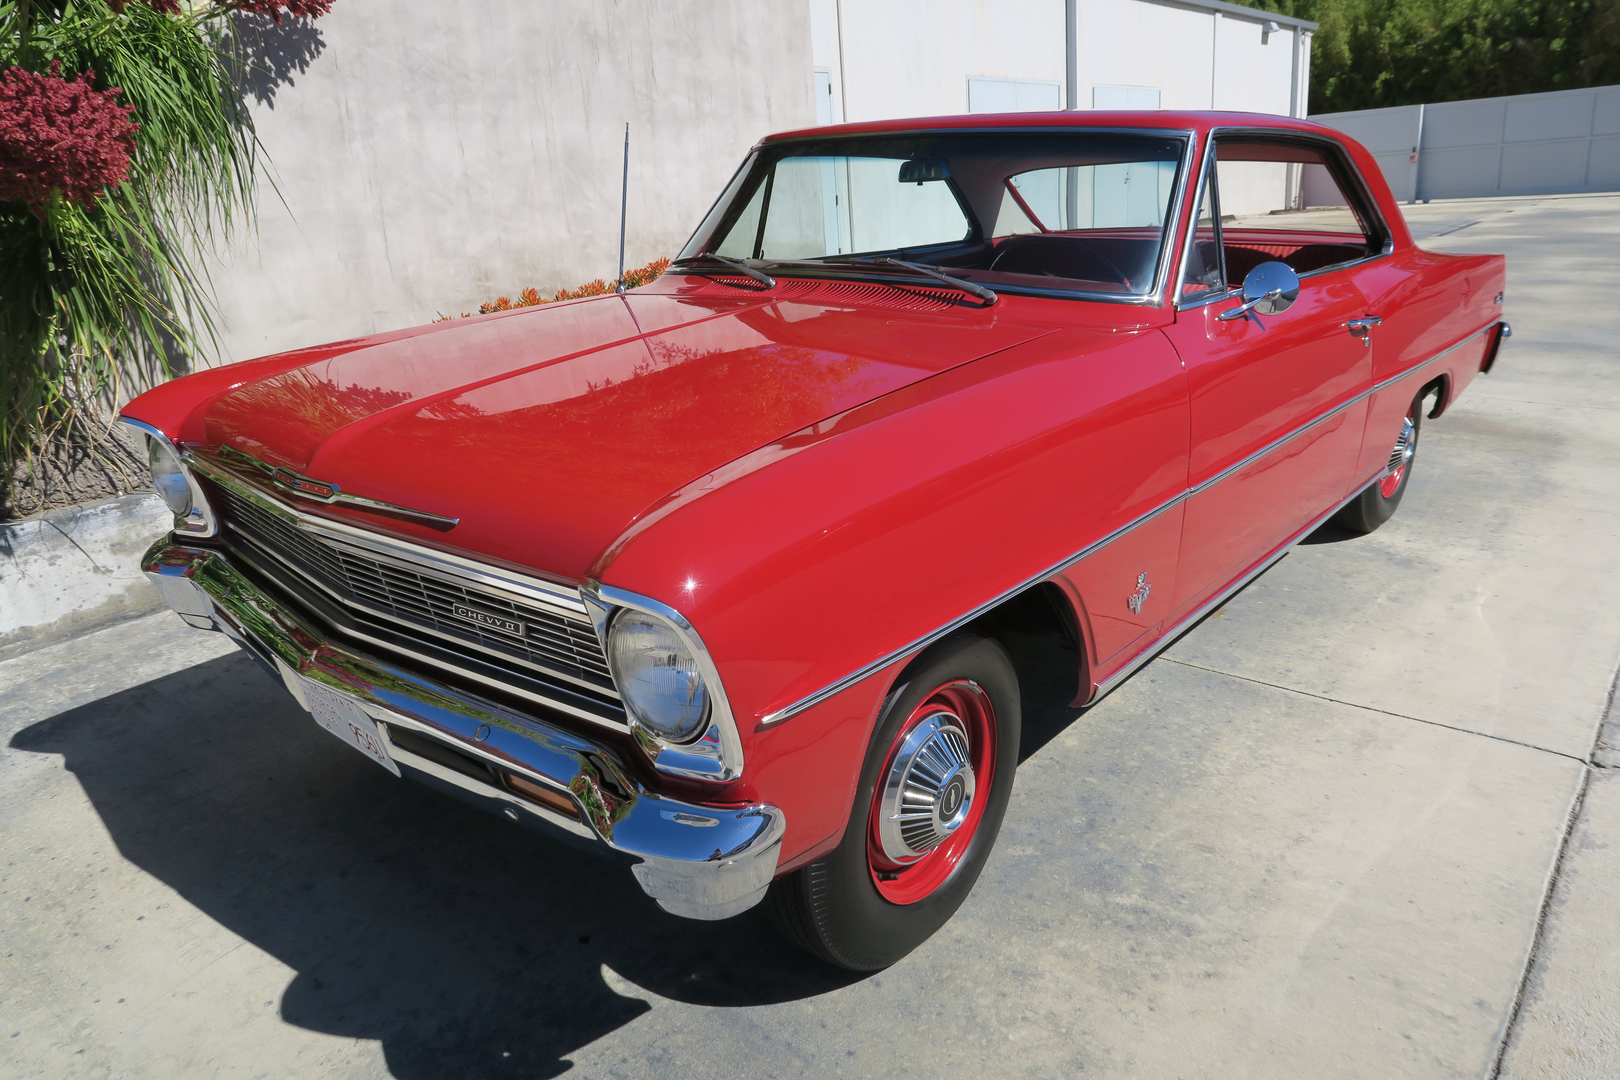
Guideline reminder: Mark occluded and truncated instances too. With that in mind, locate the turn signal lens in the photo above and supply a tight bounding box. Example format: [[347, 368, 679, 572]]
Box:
[[145, 436, 193, 516], [607, 609, 709, 743]]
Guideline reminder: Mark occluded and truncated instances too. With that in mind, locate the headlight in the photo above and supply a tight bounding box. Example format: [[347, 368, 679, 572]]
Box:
[[145, 436, 193, 516], [608, 609, 710, 743]]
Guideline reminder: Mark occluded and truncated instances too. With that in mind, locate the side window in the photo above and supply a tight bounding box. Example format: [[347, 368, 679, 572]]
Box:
[[1180, 168, 1223, 298], [1212, 139, 1382, 283]]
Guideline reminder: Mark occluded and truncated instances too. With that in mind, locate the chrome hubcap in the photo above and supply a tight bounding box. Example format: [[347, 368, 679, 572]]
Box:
[[876, 712, 976, 863], [1388, 415, 1416, 475], [1380, 414, 1416, 497]]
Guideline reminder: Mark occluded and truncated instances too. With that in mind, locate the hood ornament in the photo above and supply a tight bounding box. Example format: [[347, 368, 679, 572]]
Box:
[[218, 446, 459, 530]]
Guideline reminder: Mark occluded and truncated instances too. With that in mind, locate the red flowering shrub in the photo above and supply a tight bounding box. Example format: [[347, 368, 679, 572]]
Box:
[[0, 62, 137, 213], [234, 0, 336, 24]]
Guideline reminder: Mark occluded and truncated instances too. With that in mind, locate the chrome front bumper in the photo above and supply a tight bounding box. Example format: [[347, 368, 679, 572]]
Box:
[[142, 540, 785, 921]]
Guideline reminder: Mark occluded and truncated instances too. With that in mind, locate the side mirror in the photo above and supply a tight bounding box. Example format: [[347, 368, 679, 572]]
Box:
[[1218, 260, 1301, 321], [898, 157, 950, 184]]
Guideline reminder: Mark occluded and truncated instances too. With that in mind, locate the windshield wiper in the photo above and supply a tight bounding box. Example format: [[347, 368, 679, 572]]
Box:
[[843, 257, 998, 306], [671, 253, 776, 288]]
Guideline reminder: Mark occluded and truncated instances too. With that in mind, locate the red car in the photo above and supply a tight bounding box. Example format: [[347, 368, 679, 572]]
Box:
[[123, 111, 1508, 971]]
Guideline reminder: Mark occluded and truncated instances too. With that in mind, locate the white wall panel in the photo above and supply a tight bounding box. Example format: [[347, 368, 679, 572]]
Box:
[[1212, 14, 1292, 115], [835, 0, 1065, 122], [1076, 0, 1214, 112]]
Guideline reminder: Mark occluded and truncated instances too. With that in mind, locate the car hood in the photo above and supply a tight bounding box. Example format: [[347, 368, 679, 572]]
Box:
[[197, 286, 1050, 581]]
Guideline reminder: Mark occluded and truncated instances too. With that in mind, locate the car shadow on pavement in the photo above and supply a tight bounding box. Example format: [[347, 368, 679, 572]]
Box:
[[10, 651, 861, 1079]]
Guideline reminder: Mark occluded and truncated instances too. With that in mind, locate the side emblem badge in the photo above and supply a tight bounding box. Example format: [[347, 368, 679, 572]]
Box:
[[1127, 572, 1152, 615]]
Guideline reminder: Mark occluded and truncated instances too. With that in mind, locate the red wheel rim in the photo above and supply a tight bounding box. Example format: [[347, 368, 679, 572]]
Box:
[[866, 680, 996, 905], [1379, 410, 1418, 499]]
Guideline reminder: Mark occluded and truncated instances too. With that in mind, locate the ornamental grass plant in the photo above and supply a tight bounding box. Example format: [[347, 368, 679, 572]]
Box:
[[0, 0, 331, 517]]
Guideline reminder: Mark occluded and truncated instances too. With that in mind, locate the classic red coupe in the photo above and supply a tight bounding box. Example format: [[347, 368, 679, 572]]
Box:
[[123, 111, 1507, 970]]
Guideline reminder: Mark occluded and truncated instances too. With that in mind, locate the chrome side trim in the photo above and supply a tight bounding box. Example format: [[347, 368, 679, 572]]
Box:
[[758, 491, 1189, 726], [1189, 322, 1494, 498], [581, 582, 746, 783], [759, 320, 1496, 726], [117, 416, 218, 538], [187, 452, 588, 615], [1088, 467, 1380, 704]]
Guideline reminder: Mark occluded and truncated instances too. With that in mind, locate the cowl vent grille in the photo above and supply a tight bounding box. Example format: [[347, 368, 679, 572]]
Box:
[[691, 276, 964, 311]]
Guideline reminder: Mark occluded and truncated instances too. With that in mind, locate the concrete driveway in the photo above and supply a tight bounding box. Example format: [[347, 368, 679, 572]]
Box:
[[3, 194, 1618, 1079]]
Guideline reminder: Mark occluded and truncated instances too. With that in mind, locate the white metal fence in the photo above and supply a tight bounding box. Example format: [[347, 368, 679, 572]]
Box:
[[1311, 84, 1620, 202]]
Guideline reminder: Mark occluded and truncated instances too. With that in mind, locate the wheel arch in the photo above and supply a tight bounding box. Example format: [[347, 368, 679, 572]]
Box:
[[1422, 371, 1452, 419], [881, 582, 1086, 728]]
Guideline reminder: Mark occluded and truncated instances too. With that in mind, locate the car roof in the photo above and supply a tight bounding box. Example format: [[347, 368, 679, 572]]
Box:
[[759, 110, 1338, 145]]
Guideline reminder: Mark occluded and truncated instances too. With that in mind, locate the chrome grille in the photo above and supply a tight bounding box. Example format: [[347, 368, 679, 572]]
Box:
[[218, 487, 613, 690]]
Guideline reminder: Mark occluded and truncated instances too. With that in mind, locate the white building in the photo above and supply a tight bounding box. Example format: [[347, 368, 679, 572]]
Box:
[[193, 0, 1313, 369], [810, 0, 1314, 125]]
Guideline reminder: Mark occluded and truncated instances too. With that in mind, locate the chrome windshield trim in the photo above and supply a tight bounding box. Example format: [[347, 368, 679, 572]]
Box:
[[1172, 130, 1221, 311], [760, 320, 1497, 726], [187, 452, 589, 616], [700, 126, 1198, 310], [582, 582, 746, 783]]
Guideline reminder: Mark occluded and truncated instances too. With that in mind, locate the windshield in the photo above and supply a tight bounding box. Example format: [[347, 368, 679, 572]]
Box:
[[679, 132, 1189, 298]]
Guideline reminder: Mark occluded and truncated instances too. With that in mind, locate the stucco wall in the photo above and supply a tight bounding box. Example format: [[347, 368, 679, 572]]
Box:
[[200, 1, 815, 367]]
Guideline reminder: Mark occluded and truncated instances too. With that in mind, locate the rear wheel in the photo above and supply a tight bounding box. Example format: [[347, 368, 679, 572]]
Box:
[[1333, 396, 1423, 535], [764, 635, 1020, 970]]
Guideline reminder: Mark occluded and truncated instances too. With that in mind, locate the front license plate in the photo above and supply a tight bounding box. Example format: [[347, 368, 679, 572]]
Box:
[[299, 677, 401, 777]]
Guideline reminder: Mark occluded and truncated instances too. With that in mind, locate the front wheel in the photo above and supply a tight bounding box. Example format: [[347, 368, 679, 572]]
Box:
[[1333, 396, 1423, 535], [764, 635, 1021, 970]]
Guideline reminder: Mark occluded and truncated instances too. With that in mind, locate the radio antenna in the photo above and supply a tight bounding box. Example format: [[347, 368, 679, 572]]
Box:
[[616, 123, 629, 292]]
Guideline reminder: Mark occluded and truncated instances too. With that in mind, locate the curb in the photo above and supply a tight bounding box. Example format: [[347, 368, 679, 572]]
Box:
[[1, 492, 174, 661]]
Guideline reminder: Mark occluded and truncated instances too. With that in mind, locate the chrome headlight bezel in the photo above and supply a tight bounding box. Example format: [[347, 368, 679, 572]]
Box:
[[119, 417, 218, 538], [583, 582, 744, 783], [606, 607, 711, 744]]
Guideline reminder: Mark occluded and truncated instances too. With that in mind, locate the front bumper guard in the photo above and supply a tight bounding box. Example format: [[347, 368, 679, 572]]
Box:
[[142, 540, 784, 921]]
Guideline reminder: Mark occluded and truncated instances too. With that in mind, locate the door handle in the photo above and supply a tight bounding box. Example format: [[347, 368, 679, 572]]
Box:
[[1345, 315, 1382, 346]]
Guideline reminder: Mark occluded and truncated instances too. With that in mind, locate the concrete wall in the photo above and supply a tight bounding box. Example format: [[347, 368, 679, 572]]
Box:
[[1313, 84, 1620, 202], [0, 494, 172, 660], [199, 1, 815, 367]]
